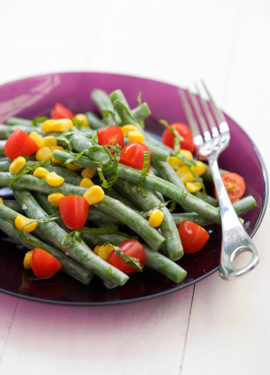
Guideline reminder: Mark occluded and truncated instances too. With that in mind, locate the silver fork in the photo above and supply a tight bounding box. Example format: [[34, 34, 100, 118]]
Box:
[[179, 82, 259, 279]]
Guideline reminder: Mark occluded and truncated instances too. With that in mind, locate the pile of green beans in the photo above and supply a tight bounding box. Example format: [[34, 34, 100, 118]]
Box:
[[0, 89, 257, 289]]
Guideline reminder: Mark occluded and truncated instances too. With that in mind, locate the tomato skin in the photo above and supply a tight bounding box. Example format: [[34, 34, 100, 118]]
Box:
[[51, 103, 74, 120], [215, 172, 246, 202], [178, 221, 209, 254], [59, 196, 89, 230], [107, 239, 146, 274], [120, 142, 151, 171], [162, 122, 194, 152], [97, 126, 124, 146], [31, 248, 62, 279], [4, 128, 39, 159]]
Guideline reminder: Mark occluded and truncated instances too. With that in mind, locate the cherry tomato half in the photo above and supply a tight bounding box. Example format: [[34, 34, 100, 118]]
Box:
[[31, 248, 62, 279], [107, 239, 146, 274], [59, 195, 89, 230], [162, 122, 194, 152], [4, 128, 39, 160], [97, 126, 124, 147], [120, 142, 151, 171], [215, 172, 246, 202], [178, 221, 210, 254], [51, 103, 74, 120]]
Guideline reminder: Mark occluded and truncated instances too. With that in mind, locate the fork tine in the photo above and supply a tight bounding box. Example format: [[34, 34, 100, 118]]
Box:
[[195, 83, 219, 138], [201, 80, 226, 123], [178, 89, 201, 138], [188, 89, 211, 141], [179, 89, 204, 146]]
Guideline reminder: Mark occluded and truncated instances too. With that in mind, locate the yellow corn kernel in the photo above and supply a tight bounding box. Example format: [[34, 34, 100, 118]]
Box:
[[15, 215, 38, 233], [23, 250, 34, 269], [128, 131, 144, 143], [43, 136, 57, 148], [29, 132, 44, 148], [52, 119, 73, 132], [176, 166, 194, 183], [191, 160, 206, 176], [74, 113, 89, 127], [35, 146, 53, 162], [0, 198, 4, 204], [41, 119, 73, 132], [168, 156, 183, 169], [9, 156, 26, 173], [80, 178, 94, 188], [83, 185, 105, 205], [41, 119, 55, 132], [121, 124, 139, 136], [186, 182, 202, 193], [81, 168, 95, 178], [48, 193, 65, 207], [94, 243, 114, 261], [149, 209, 164, 227], [181, 149, 193, 160], [66, 163, 82, 171], [33, 167, 49, 178], [45, 172, 64, 187]]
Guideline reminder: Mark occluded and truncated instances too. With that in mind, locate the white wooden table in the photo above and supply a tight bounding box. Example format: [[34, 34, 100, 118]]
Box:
[[0, 1, 269, 374]]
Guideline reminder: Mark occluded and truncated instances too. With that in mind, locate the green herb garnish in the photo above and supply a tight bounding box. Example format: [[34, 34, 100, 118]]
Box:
[[9, 160, 49, 189]]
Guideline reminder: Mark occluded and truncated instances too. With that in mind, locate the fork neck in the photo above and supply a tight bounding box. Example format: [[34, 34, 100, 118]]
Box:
[[208, 157, 241, 230]]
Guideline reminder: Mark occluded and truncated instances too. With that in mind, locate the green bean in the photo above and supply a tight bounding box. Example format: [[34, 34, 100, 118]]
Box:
[[85, 112, 106, 129], [3, 199, 22, 212], [110, 89, 170, 152], [0, 157, 10, 171], [144, 247, 186, 284], [13, 190, 129, 286], [97, 196, 165, 251], [152, 159, 186, 190], [152, 160, 218, 207], [69, 133, 110, 165], [194, 191, 218, 207], [6, 117, 33, 126], [0, 140, 6, 156], [114, 179, 183, 260], [132, 103, 151, 121], [172, 195, 257, 226], [91, 89, 118, 126], [0, 204, 92, 284], [0, 125, 44, 139], [82, 232, 130, 248]]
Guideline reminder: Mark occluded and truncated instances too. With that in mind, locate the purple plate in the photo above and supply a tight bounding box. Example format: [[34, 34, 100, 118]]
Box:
[[0, 72, 268, 305]]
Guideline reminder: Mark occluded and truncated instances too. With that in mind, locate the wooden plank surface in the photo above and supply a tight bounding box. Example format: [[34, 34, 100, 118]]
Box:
[[0, 0, 269, 374]]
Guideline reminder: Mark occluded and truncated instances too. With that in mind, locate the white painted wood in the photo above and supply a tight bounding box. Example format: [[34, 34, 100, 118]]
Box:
[[0, 0, 269, 374], [0, 289, 193, 375], [0, 295, 18, 364]]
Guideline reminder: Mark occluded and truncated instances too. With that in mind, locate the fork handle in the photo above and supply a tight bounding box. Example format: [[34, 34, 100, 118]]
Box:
[[209, 158, 259, 279]]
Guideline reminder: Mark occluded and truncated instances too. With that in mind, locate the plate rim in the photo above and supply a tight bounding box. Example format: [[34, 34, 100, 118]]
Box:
[[0, 71, 268, 306]]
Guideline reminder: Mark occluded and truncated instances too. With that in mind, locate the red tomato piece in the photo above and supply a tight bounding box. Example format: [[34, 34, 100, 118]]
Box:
[[215, 172, 246, 202], [31, 248, 62, 279], [162, 122, 194, 152], [4, 128, 39, 159], [178, 221, 210, 254], [120, 142, 151, 171], [59, 195, 89, 230], [97, 126, 124, 146], [107, 239, 146, 274], [51, 103, 74, 120]]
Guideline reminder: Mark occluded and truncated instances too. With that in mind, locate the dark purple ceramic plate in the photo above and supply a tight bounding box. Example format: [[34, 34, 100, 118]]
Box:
[[0, 72, 268, 305]]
